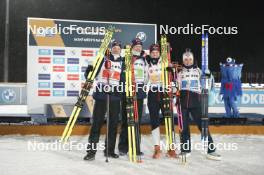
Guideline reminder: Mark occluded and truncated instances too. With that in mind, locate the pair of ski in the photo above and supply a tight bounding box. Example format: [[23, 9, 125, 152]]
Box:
[[124, 36, 184, 163], [166, 34, 210, 161], [161, 35, 185, 163], [201, 33, 210, 155], [60, 26, 114, 143], [59, 28, 209, 162], [124, 45, 141, 163], [124, 34, 209, 163]]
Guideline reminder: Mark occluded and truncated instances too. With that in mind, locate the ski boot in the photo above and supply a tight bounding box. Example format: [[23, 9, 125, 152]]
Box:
[[83, 150, 96, 161], [206, 152, 221, 161], [166, 149, 177, 158], [152, 145, 162, 159], [119, 150, 127, 156], [104, 152, 119, 159]]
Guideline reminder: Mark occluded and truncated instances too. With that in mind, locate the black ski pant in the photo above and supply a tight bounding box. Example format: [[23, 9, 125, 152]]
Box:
[[118, 98, 144, 154], [180, 107, 215, 153], [87, 99, 120, 154], [147, 91, 165, 130]]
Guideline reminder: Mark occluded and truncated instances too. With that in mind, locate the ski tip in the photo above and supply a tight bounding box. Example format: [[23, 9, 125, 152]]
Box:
[[107, 25, 115, 32]]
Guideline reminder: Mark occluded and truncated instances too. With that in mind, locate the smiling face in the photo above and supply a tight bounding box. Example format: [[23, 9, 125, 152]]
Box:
[[111, 46, 121, 55], [150, 50, 160, 59], [183, 56, 194, 66], [132, 45, 143, 53]]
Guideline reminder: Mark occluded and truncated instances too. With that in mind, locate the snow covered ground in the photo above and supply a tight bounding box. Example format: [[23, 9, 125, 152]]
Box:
[[0, 134, 263, 175]]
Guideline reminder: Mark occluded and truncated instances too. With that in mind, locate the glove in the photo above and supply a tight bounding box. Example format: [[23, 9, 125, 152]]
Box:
[[166, 66, 174, 73], [176, 90, 180, 97], [205, 69, 211, 77]]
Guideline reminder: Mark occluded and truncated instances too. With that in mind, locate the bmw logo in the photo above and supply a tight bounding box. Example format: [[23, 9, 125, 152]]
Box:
[[1, 89, 16, 103], [136, 32, 147, 42]]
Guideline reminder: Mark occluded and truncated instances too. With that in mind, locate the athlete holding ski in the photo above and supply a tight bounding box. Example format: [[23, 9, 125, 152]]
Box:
[[84, 41, 124, 161], [178, 49, 221, 160], [146, 43, 177, 159], [118, 38, 147, 156]]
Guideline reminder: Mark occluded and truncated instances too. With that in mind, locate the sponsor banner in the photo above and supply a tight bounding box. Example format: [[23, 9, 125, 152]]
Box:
[[53, 49, 65, 55], [38, 49, 51, 55], [67, 74, 79, 80], [53, 66, 65, 72], [53, 90, 65, 96], [67, 58, 79, 64], [28, 18, 156, 49], [38, 82, 51, 88], [53, 57, 65, 64], [38, 74, 51, 80], [81, 50, 94, 57], [38, 90, 51, 96], [38, 57, 51, 63], [210, 89, 264, 107], [53, 82, 65, 88], [67, 66, 79, 72], [67, 90, 79, 96], [27, 17, 156, 114]]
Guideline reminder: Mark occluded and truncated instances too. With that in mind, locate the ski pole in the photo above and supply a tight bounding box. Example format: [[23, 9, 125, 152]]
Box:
[[105, 49, 111, 163]]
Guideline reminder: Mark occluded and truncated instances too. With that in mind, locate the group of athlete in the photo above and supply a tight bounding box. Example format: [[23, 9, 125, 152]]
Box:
[[83, 38, 221, 161]]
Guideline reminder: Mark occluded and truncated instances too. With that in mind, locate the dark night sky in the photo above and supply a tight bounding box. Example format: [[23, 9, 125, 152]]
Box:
[[0, 0, 263, 82]]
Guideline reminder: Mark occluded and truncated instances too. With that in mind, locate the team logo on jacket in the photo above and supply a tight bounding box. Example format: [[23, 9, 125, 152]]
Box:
[[149, 66, 162, 84], [133, 59, 145, 82]]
